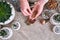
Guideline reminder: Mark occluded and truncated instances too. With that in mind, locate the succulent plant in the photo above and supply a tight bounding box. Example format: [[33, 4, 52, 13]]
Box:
[[0, 1, 12, 23], [0, 30, 7, 37], [53, 14, 60, 22]]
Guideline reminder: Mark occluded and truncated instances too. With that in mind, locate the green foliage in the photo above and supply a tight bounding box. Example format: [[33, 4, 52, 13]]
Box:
[[0, 30, 7, 37], [54, 14, 60, 22], [0, 1, 11, 23]]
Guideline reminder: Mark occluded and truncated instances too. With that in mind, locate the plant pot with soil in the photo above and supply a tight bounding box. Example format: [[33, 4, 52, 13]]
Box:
[[0, 27, 13, 40], [50, 13, 60, 25], [0, 1, 15, 25]]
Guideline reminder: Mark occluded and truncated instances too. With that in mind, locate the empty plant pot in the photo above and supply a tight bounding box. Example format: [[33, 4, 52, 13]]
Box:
[[53, 25, 60, 34], [12, 22, 21, 30]]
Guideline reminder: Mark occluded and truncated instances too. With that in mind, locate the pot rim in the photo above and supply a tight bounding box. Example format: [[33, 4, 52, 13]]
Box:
[[50, 13, 60, 25], [53, 25, 60, 34]]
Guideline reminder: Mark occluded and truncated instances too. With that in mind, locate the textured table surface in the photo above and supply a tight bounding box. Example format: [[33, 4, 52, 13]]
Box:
[[0, 0, 60, 40], [8, 12, 60, 40]]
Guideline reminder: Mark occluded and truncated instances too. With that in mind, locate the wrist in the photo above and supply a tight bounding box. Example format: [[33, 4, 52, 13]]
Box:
[[38, 0, 48, 5]]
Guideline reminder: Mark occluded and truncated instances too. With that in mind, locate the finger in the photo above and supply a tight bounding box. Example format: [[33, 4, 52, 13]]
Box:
[[29, 15, 32, 19], [35, 6, 44, 19], [28, 8, 32, 14], [29, 16, 35, 20], [21, 9, 28, 16], [30, 4, 39, 20], [29, 2, 40, 20], [33, 2, 44, 19], [24, 9, 31, 16], [32, 4, 39, 12], [30, 5, 38, 19]]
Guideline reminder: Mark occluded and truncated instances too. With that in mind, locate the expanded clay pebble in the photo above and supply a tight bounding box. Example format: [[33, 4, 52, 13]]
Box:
[[46, 0, 58, 10]]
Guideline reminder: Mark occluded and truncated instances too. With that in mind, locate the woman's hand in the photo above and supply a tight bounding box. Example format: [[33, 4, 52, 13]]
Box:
[[19, 0, 32, 16], [29, 0, 49, 20]]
